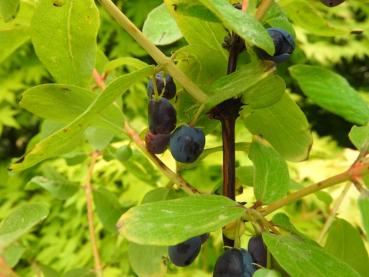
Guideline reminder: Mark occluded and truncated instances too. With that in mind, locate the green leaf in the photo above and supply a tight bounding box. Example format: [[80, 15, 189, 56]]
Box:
[[26, 173, 79, 200], [325, 218, 369, 276], [0, 0, 19, 22], [198, 0, 274, 55], [349, 125, 369, 151], [280, 0, 349, 36], [84, 127, 114, 150], [253, 269, 281, 277], [118, 195, 244, 245], [206, 62, 272, 107], [128, 242, 167, 277], [31, 0, 99, 87], [63, 268, 95, 277], [249, 136, 289, 204], [0, 203, 49, 249], [0, 27, 29, 63], [263, 233, 361, 277], [20, 84, 124, 133], [175, 2, 219, 22], [358, 193, 369, 242], [143, 4, 182, 46], [290, 65, 369, 125], [236, 166, 254, 187], [262, 2, 295, 39], [10, 66, 154, 171], [93, 188, 124, 234], [104, 57, 149, 74], [243, 93, 312, 162], [3, 243, 25, 267]]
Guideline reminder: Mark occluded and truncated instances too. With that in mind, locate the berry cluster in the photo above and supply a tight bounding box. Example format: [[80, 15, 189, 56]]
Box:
[[146, 72, 205, 163]]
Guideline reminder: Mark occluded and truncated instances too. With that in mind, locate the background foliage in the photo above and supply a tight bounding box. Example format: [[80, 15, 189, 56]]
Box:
[[0, 0, 369, 276]]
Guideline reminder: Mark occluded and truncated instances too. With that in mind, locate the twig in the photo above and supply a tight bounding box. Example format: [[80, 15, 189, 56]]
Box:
[[317, 183, 351, 244], [255, 0, 273, 20], [92, 68, 106, 90], [83, 151, 103, 277], [0, 257, 20, 277], [124, 121, 200, 195], [98, 0, 208, 104], [261, 160, 369, 216], [242, 0, 248, 13]]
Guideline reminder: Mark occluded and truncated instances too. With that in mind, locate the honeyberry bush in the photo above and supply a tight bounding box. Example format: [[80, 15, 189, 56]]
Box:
[[1, 0, 369, 276]]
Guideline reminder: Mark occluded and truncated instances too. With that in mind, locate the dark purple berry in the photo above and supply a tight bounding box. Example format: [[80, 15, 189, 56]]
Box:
[[145, 132, 170, 154], [169, 125, 205, 163], [248, 236, 267, 268], [200, 233, 210, 244], [148, 98, 176, 134], [147, 71, 176, 100], [257, 28, 295, 63], [168, 236, 202, 267], [213, 248, 256, 277], [320, 0, 345, 7]]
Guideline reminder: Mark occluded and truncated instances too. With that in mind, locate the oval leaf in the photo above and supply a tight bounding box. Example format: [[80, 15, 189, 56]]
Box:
[[118, 195, 245, 245]]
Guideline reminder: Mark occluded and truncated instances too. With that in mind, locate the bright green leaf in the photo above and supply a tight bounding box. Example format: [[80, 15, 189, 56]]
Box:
[[236, 166, 254, 187], [349, 125, 369, 151], [0, 27, 29, 63], [249, 136, 289, 204], [0, 0, 20, 22], [0, 203, 49, 249], [3, 243, 25, 267], [253, 269, 281, 277], [198, 0, 274, 55], [263, 233, 361, 277], [290, 65, 369, 125], [143, 4, 182, 45], [84, 127, 114, 150], [118, 195, 244, 245], [243, 93, 312, 162], [358, 193, 369, 242], [325, 218, 369, 276], [31, 0, 99, 87]]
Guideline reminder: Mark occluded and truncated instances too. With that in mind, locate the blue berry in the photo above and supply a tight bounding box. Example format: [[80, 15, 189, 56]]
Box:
[[147, 71, 176, 100], [248, 236, 267, 268], [148, 98, 176, 134], [257, 28, 295, 63], [213, 248, 256, 277], [145, 131, 170, 154], [169, 125, 205, 163], [168, 236, 202, 267], [320, 0, 345, 7]]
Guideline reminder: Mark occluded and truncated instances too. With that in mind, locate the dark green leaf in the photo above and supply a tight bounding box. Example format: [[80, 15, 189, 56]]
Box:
[[290, 65, 369, 125], [0, 203, 49, 248], [263, 233, 360, 277], [118, 195, 244, 245], [325, 218, 369, 276]]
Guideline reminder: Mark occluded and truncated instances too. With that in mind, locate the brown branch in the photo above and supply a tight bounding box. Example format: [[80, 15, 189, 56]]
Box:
[[124, 121, 200, 195], [255, 0, 273, 20], [0, 257, 19, 277], [84, 151, 103, 277]]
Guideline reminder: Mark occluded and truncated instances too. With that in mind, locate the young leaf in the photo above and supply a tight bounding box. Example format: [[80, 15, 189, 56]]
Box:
[[0, 0, 19, 22], [290, 65, 369, 125], [249, 136, 289, 204], [143, 4, 182, 46], [0, 203, 49, 249], [325, 218, 369, 276], [93, 188, 124, 234], [198, 0, 275, 55], [118, 195, 244, 245], [10, 66, 154, 171], [243, 93, 312, 162], [349, 125, 369, 151], [128, 242, 167, 277], [31, 0, 99, 87], [263, 233, 361, 277], [358, 193, 369, 242]]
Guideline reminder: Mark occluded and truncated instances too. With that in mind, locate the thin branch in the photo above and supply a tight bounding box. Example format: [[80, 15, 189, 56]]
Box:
[[255, 0, 273, 20], [84, 151, 103, 277], [317, 182, 351, 244], [98, 0, 208, 104], [261, 160, 369, 216], [242, 0, 249, 13], [93, 68, 106, 90], [124, 121, 200, 195], [0, 257, 20, 277]]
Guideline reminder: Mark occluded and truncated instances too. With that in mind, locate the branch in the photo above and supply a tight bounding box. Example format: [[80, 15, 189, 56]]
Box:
[[261, 160, 369, 216], [98, 0, 208, 104], [124, 121, 200, 195], [255, 0, 273, 20], [0, 257, 19, 277], [83, 151, 103, 277]]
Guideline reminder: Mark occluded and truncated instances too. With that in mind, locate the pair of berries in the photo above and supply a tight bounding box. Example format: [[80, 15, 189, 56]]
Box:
[[146, 72, 205, 163], [168, 234, 209, 267], [213, 236, 267, 277]]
